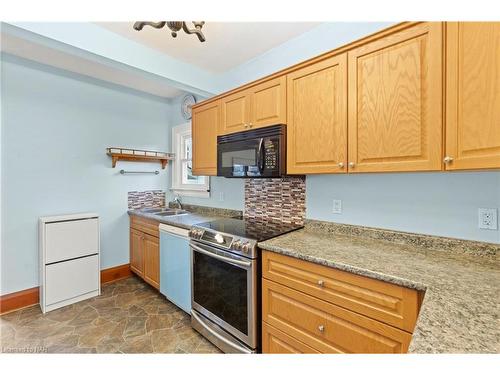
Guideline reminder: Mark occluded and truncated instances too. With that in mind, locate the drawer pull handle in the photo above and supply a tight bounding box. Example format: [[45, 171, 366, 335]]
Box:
[[318, 325, 325, 333], [317, 280, 325, 287]]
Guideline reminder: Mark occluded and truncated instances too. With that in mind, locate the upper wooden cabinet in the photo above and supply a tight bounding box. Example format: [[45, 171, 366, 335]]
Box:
[[192, 100, 220, 176], [287, 54, 347, 174], [219, 76, 286, 135], [445, 22, 500, 170], [347, 22, 443, 173], [220, 90, 251, 134], [191, 22, 499, 176], [251, 76, 287, 128]]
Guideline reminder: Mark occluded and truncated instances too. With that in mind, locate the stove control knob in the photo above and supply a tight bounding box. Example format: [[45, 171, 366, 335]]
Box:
[[241, 242, 251, 253], [232, 240, 241, 250], [197, 230, 204, 238]]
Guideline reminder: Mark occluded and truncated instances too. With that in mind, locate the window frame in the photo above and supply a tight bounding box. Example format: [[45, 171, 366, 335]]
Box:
[[171, 123, 210, 198]]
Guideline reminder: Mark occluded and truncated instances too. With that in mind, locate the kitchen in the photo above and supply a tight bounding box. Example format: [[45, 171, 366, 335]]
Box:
[[0, 1, 499, 373]]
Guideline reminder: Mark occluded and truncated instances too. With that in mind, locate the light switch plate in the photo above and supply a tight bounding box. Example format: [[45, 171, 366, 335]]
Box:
[[332, 199, 342, 214], [478, 208, 498, 230]]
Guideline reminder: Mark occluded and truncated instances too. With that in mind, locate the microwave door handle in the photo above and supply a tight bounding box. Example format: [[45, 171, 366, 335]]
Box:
[[258, 138, 265, 174]]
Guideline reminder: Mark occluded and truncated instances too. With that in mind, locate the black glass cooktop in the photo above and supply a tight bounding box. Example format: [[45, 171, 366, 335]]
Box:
[[194, 217, 304, 242]]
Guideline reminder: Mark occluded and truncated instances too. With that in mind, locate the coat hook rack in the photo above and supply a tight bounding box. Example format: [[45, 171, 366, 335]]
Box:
[[120, 170, 159, 175]]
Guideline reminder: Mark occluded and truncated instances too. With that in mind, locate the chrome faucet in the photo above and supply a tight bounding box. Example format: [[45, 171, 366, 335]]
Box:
[[173, 196, 183, 210]]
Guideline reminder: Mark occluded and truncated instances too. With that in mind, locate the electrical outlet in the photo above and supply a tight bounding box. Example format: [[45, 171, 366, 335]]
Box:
[[332, 199, 342, 214], [219, 192, 225, 202], [478, 208, 498, 230]]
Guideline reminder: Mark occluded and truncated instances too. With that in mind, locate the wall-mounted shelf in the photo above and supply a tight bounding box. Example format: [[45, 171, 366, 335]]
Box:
[[106, 147, 175, 169]]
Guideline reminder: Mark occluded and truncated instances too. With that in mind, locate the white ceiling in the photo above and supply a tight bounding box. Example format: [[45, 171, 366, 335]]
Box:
[[95, 22, 320, 73], [1, 32, 184, 98]]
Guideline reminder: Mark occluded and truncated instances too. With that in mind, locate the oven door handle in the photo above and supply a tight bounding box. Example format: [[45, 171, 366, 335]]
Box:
[[190, 243, 252, 268]]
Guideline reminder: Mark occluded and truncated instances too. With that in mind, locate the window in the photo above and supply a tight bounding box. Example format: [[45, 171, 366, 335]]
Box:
[[171, 123, 210, 197]]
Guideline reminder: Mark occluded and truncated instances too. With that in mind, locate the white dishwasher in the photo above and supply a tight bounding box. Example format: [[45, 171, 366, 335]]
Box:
[[159, 224, 191, 314]]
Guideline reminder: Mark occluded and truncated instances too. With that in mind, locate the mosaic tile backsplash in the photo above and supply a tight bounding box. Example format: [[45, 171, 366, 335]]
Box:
[[244, 177, 306, 225], [128, 190, 165, 209]]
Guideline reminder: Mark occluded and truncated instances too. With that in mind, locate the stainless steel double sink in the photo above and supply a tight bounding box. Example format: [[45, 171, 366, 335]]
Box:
[[139, 207, 189, 217]]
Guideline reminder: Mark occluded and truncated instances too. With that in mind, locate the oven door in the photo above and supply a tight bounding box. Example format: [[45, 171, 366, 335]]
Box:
[[217, 138, 265, 177], [190, 241, 257, 348]]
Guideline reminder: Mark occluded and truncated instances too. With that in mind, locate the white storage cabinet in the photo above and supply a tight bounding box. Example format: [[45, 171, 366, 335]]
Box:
[[39, 213, 100, 313]]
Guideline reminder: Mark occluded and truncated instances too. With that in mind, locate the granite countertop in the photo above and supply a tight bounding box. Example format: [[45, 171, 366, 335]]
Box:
[[258, 223, 500, 353], [128, 205, 242, 230]]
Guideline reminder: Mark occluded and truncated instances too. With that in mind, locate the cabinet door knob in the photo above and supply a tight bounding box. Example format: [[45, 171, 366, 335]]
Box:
[[317, 280, 325, 287], [348, 162, 355, 168], [249, 123, 253, 128], [318, 325, 325, 333], [338, 162, 344, 168], [244, 124, 248, 128], [443, 156, 454, 163]]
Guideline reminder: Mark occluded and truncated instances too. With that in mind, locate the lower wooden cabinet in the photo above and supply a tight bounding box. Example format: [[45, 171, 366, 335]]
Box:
[[263, 322, 319, 354], [262, 251, 419, 332], [130, 216, 160, 290], [261, 250, 419, 354], [130, 228, 144, 277], [263, 279, 412, 353], [143, 234, 160, 289]]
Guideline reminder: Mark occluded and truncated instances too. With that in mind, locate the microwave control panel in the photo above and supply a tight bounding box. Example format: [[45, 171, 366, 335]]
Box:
[[264, 139, 279, 170]]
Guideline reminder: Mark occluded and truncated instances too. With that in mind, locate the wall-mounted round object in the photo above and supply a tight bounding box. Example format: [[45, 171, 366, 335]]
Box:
[[181, 94, 196, 120]]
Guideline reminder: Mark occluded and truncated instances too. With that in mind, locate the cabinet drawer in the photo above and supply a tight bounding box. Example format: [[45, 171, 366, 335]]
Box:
[[262, 251, 419, 332], [130, 215, 159, 238], [263, 279, 412, 353], [263, 322, 319, 353], [45, 218, 98, 264], [45, 254, 99, 306]]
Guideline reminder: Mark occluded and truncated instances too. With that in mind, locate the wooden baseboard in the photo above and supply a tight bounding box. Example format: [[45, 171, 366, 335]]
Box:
[[100, 263, 132, 284], [0, 287, 39, 315], [0, 263, 132, 315]]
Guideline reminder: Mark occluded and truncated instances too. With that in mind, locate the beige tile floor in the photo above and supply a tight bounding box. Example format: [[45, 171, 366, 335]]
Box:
[[0, 276, 220, 353]]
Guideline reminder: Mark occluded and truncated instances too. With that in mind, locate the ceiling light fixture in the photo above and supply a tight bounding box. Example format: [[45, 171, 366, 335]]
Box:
[[133, 21, 206, 42]]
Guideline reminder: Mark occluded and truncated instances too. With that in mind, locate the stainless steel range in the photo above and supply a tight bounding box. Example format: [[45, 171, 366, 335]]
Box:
[[188, 217, 303, 353]]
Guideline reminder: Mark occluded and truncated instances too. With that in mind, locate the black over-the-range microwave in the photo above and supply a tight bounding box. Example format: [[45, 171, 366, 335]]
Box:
[[217, 124, 286, 178]]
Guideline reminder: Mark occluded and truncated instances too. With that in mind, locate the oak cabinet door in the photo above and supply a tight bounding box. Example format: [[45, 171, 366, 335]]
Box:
[[263, 279, 412, 354], [220, 91, 251, 134], [445, 22, 500, 170], [262, 322, 320, 354], [130, 228, 144, 277], [192, 101, 219, 176], [143, 234, 160, 290], [348, 22, 443, 173], [250, 76, 287, 128], [287, 54, 348, 174]]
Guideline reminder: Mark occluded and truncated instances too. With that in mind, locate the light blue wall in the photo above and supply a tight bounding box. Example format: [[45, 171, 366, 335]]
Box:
[[307, 173, 500, 243], [166, 94, 245, 210], [1, 54, 171, 294]]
